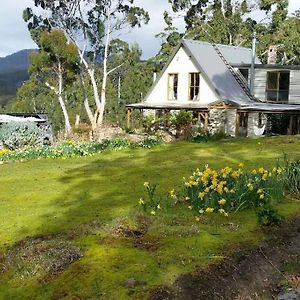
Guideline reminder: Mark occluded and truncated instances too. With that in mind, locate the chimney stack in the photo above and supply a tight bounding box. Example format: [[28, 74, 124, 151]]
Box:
[[267, 45, 279, 64]]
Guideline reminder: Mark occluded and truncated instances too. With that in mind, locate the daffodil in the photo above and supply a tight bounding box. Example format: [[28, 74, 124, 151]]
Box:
[[218, 199, 226, 206], [144, 182, 149, 188], [205, 207, 214, 213], [198, 192, 206, 200], [150, 210, 156, 215], [204, 187, 210, 193], [138, 198, 144, 205], [170, 189, 176, 199]]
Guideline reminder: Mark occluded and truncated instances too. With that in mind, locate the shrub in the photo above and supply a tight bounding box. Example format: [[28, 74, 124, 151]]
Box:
[[0, 122, 45, 150], [170, 111, 193, 129], [142, 115, 162, 134], [257, 206, 283, 226], [170, 111, 194, 139]]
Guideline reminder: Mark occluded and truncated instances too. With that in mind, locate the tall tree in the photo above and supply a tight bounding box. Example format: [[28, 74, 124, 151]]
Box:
[[24, 0, 149, 130], [29, 30, 78, 135]]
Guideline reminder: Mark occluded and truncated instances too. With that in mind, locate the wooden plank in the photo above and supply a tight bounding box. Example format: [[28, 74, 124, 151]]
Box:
[[164, 110, 170, 128], [204, 112, 209, 132], [288, 115, 294, 135], [127, 108, 132, 129], [235, 112, 240, 137]]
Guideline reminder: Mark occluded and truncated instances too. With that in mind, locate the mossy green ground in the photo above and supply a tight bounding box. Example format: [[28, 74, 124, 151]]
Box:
[[1, 136, 300, 299]]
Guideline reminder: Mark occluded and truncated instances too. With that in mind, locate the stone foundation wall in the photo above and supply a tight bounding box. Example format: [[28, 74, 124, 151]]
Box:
[[208, 109, 237, 137]]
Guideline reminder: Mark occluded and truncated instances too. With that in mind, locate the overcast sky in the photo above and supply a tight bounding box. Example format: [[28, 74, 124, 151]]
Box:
[[0, 0, 299, 59]]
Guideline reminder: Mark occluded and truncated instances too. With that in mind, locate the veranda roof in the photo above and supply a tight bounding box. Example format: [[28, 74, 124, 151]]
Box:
[[239, 102, 300, 113], [126, 102, 209, 111], [126, 101, 300, 114]]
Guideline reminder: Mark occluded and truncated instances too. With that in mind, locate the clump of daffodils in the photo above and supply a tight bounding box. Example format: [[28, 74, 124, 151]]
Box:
[[138, 182, 162, 216], [179, 163, 284, 217]]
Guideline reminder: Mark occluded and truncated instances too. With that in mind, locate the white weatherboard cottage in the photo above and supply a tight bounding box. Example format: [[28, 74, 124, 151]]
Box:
[[127, 39, 300, 137]]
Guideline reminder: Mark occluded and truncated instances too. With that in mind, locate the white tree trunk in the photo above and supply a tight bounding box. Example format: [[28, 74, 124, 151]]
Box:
[[45, 61, 72, 136], [97, 10, 111, 127], [79, 72, 97, 130], [58, 72, 72, 135]]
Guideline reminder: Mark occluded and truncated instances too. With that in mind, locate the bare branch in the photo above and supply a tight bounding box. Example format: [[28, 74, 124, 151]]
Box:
[[107, 62, 125, 76]]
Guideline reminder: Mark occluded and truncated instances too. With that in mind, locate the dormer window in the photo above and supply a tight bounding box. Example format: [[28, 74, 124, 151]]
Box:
[[189, 73, 200, 100], [168, 73, 178, 100]]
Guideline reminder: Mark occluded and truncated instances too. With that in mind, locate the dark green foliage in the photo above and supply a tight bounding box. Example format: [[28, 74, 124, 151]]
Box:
[[191, 130, 228, 143], [267, 114, 289, 135], [283, 157, 300, 194], [170, 111, 193, 129], [257, 205, 283, 226], [142, 115, 163, 134]]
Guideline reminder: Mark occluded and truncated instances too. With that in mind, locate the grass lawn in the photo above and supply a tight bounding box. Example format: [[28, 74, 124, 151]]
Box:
[[1, 136, 300, 299]]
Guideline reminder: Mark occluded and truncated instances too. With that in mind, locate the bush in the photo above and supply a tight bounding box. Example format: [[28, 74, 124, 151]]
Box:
[[142, 115, 162, 134], [170, 111, 193, 128], [170, 111, 193, 139], [257, 206, 283, 226], [0, 122, 45, 150]]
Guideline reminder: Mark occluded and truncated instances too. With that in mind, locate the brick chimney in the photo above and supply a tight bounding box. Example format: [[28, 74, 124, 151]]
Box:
[[267, 45, 279, 64]]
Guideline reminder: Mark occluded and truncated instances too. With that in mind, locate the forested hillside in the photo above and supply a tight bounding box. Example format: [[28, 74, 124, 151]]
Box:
[[0, 49, 35, 107]]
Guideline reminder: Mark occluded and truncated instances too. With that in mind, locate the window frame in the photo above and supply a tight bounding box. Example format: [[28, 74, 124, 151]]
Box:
[[266, 71, 290, 103], [167, 73, 179, 101], [188, 72, 200, 101]]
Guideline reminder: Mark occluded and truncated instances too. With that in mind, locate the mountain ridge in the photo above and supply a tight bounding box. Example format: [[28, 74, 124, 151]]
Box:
[[0, 49, 36, 106]]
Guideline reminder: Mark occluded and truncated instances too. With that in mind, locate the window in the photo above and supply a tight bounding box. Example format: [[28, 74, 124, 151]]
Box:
[[266, 71, 290, 102], [238, 68, 249, 82], [189, 73, 200, 100], [168, 74, 178, 100]]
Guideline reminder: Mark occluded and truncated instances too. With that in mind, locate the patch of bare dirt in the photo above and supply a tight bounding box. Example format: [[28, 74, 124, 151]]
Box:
[[149, 216, 300, 300], [3, 237, 82, 280], [133, 236, 161, 251]]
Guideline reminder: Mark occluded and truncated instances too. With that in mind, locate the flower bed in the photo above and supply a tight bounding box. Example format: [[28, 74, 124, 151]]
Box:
[[139, 163, 286, 219], [0, 136, 161, 162], [179, 164, 284, 216]]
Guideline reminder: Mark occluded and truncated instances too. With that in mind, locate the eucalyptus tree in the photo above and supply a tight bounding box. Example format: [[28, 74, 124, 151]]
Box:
[[29, 30, 78, 135], [24, 0, 149, 130]]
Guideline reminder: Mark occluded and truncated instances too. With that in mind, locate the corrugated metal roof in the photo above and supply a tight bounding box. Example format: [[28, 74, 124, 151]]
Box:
[[241, 102, 300, 112], [182, 39, 254, 106], [214, 43, 261, 65]]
